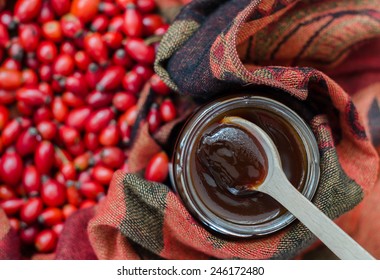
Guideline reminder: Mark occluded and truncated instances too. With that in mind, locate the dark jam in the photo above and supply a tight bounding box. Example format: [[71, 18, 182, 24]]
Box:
[[196, 124, 268, 196], [190, 108, 307, 225]]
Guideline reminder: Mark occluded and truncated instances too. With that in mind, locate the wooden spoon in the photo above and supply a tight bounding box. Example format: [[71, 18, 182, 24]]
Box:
[[222, 116, 375, 260]]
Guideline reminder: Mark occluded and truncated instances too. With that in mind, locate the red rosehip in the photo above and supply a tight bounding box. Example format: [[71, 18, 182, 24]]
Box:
[[42, 20, 63, 42], [51, 0, 70, 16], [35, 141, 55, 175], [37, 41, 57, 64], [53, 54, 75, 76], [112, 91, 137, 112], [20, 225, 39, 245], [70, 0, 100, 23], [144, 151, 169, 183], [41, 178, 66, 207], [18, 23, 41, 52], [20, 197, 43, 224], [0, 198, 24, 216], [150, 74, 171, 95], [160, 99, 177, 122], [97, 65, 125, 92], [91, 165, 114, 185], [37, 121, 57, 140], [0, 68, 23, 90], [123, 4, 143, 37], [14, 0, 42, 23], [100, 147, 125, 169], [35, 229, 57, 253], [0, 150, 23, 186], [22, 165, 41, 196], [78, 181, 105, 200], [99, 121, 120, 146], [38, 207, 64, 226]]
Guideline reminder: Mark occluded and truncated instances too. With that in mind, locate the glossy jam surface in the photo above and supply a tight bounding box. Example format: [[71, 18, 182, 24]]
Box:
[[190, 108, 307, 225], [196, 124, 268, 196]]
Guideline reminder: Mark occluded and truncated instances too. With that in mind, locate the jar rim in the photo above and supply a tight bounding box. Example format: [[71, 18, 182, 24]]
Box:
[[171, 95, 320, 237]]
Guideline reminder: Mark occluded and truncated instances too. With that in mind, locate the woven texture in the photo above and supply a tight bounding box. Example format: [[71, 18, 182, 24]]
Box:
[[88, 0, 380, 259]]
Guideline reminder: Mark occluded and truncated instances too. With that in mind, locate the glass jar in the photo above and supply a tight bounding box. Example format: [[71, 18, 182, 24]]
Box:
[[171, 95, 320, 238]]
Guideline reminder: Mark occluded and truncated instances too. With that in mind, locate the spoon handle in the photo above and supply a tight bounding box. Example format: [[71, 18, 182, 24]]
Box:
[[263, 170, 375, 260]]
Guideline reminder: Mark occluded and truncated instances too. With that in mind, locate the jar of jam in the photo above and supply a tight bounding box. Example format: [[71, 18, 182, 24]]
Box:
[[171, 95, 320, 238]]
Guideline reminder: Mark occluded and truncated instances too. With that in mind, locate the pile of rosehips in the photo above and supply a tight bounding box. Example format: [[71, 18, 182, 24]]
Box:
[[0, 0, 176, 256]]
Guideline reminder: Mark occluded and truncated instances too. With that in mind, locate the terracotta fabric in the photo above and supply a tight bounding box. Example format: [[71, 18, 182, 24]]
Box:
[[89, 0, 380, 259]]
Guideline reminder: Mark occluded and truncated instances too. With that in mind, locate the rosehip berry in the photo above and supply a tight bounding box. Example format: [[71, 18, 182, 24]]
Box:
[[22, 165, 41, 196], [99, 121, 120, 146], [35, 141, 55, 175], [74, 51, 91, 71], [160, 99, 177, 122], [78, 181, 105, 200], [84, 132, 99, 152], [112, 49, 133, 68], [112, 92, 137, 112], [96, 65, 125, 92], [85, 63, 103, 89], [51, 0, 70, 17], [53, 54, 75, 76], [0, 150, 23, 186], [20, 225, 39, 245], [144, 151, 169, 183], [0, 198, 24, 216], [84, 33, 108, 66], [124, 38, 155, 65], [37, 121, 57, 140], [85, 108, 115, 133], [108, 15, 124, 32], [137, 0, 156, 14], [52, 96, 69, 123], [38, 207, 63, 226], [60, 14, 83, 39], [102, 31, 123, 49], [70, 0, 100, 23], [20, 197, 43, 224], [100, 147, 125, 169], [41, 178, 66, 207], [37, 41, 57, 64], [1, 119, 22, 146], [90, 14, 109, 33], [122, 71, 143, 94], [0, 185, 16, 200], [123, 4, 143, 37], [86, 91, 113, 109], [0, 68, 23, 90], [91, 165, 114, 185], [52, 223, 64, 236], [38, 0, 54, 23], [150, 74, 171, 95], [147, 103, 161, 134], [16, 127, 40, 156], [18, 23, 41, 52], [14, 0, 42, 23], [66, 184, 82, 207], [35, 229, 57, 253], [42, 20, 63, 42]]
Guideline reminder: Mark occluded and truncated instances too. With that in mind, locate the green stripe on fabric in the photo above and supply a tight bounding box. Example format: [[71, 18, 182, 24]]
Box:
[[120, 174, 169, 256]]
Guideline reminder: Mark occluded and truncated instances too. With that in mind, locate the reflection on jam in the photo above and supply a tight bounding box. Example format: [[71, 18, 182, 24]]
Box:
[[196, 124, 268, 196], [191, 108, 307, 225]]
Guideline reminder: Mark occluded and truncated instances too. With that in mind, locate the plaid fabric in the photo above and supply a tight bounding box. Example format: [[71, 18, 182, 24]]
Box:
[[88, 0, 380, 259]]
